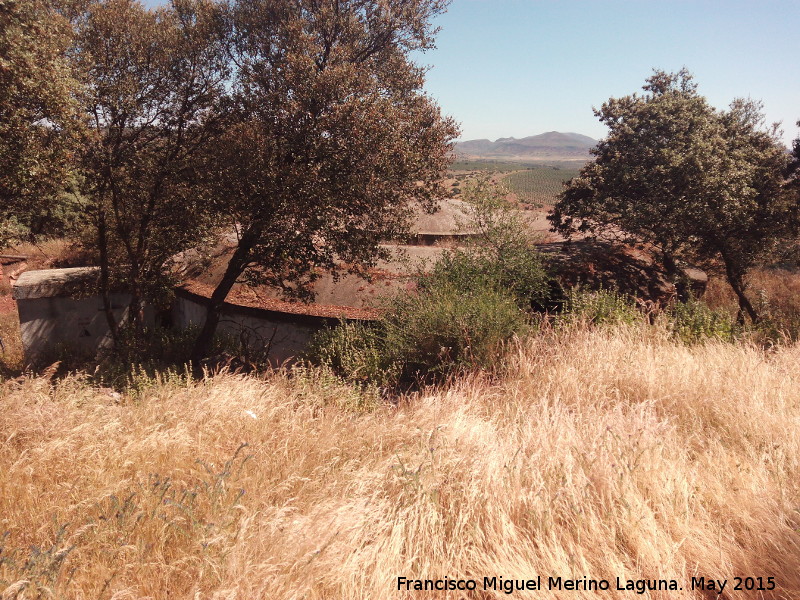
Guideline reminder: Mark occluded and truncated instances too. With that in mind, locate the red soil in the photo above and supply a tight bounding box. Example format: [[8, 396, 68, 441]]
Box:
[[0, 295, 14, 315], [181, 280, 379, 321]]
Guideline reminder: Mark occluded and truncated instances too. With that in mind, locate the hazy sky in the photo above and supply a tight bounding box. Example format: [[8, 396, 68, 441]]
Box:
[[419, 0, 800, 145], [143, 0, 800, 146]]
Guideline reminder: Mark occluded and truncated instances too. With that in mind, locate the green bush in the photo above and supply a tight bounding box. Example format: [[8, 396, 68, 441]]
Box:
[[304, 320, 396, 387], [424, 246, 553, 311], [664, 298, 739, 343], [425, 176, 556, 310], [306, 280, 527, 388], [560, 288, 642, 326], [306, 178, 545, 387], [382, 282, 527, 383]]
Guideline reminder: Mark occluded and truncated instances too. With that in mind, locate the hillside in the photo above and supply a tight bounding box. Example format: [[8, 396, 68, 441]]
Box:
[[456, 131, 597, 160], [2, 323, 800, 598]]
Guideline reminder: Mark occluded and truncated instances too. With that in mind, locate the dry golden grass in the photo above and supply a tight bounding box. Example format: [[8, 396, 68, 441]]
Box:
[[0, 302, 23, 377], [1, 238, 82, 271], [2, 324, 800, 598]]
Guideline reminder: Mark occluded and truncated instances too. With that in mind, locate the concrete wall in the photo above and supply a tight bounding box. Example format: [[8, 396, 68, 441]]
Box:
[[171, 289, 329, 365], [15, 293, 135, 365], [12, 268, 137, 366], [12, 269, 337, 367]]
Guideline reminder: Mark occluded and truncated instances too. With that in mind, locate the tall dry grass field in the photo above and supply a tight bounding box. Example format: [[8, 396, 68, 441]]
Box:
[[0, 305, 23, 377], [2, 324, 800, 598]]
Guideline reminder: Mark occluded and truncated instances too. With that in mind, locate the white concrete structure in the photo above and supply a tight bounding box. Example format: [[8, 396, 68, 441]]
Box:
[[12, 268, 133, 365], [12, 269, 341, 367], [171, 288, 335, 365]]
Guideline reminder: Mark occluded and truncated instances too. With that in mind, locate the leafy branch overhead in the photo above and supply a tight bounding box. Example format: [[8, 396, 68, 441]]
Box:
[[0, 0, 79, 246]]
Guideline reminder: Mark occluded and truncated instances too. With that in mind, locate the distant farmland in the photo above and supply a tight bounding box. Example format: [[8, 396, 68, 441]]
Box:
[[447, 161, 581, 204], [450, 159, 536, 172], [503, 166, 580, 205]]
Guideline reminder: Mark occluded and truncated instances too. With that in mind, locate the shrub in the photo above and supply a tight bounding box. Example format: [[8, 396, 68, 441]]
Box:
[[663, 297, 739, 344], [304, 320, 396, 387], [441, 176, 554, 310], [424, 246, 554, 311], [381, 281, 527, 383], [560, 288, 642, 326], [307, 178, 543, 387], [306, 280, 527, 388]]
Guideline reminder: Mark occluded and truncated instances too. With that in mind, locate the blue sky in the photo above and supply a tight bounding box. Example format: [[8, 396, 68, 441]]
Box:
[[144, 0, 800, 146], [419, 0, 800, 145]]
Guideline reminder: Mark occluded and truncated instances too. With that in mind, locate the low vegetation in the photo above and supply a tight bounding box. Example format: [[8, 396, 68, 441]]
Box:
[[3, 322, 800, 598], [3, 5, 800, 596], [307, 178, 554, 387], [450, 160, 538, 172]]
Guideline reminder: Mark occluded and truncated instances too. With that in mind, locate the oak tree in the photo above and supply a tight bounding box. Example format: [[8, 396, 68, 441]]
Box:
[[190, 0, 458, 359], [0, 0, 78, 245], [74, 0, 228, 336], [549, 69, 796, 322]]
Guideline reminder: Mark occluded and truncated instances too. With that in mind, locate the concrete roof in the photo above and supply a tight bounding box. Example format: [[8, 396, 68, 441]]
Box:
[[9, 201, 563, 319], [12, 267, 99, 300], [178, 244, 448, 314]]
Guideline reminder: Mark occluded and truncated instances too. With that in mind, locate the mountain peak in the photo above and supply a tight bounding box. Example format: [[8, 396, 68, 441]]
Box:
[[455, 131, 597, 160]]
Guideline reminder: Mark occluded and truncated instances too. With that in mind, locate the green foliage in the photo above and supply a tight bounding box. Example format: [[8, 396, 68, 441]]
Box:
[[560, 288, 742, 345], [190, 0, 458, 359], [0, 216, 28, 247], [503, 166, 580, 205], [432, 176, 554, 310], [663, 298, 739, 344], [75, 0, 228, 335], [0, 0, 78, 247], [381, 282, 527, 383], [307, 178, 554, 387], [425, 248, 553, 311], [550, 69, 797, 323], [304, 321, 396, 388], [307, 280, 526, 388], [560, 288, 642, 327]]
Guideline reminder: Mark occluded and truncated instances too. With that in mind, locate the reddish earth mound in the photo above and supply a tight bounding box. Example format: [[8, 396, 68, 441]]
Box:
[[0, 295, 14, 315]]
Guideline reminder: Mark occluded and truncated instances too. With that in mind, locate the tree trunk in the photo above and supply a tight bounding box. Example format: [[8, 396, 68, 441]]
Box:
[[721, 252, 758, 324], [730, 278, 758, 324], [662, 252, 689, 302], [128, 292, 146, 337], [97, 210, 120, 344], [190, 228, 258, 363]]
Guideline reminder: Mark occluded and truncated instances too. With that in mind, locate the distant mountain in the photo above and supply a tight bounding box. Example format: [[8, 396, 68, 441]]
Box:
[[455, 131, 597, 160]]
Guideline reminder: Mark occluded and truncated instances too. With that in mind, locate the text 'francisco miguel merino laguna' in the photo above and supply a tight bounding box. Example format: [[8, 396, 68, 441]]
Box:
[[397, 576, 681, 594]]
